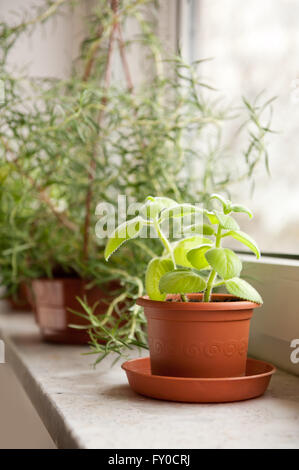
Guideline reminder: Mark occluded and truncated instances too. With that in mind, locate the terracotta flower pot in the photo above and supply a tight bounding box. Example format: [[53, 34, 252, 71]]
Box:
[[137, 293, 261, 378], [25, 281, 37, 315], [32, 278, 119, 345]]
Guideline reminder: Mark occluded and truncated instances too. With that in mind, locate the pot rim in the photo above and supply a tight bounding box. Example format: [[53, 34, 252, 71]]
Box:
[[32, 277, 84, 282], [137, 293, 261, 311]]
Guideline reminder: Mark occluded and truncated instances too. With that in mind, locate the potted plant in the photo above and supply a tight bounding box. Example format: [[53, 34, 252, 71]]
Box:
[[0, 0, 272, 345], [104, 194, 262, 378], [0, 0, 179, 341]]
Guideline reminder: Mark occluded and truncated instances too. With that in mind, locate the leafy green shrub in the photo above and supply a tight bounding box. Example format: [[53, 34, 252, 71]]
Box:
[[105, 194, 262, 304]]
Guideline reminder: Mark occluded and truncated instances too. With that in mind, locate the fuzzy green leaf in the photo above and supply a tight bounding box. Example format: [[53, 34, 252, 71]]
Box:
[[213, 211, 240, 230], [186, 244, 212, 270], [230, 204, 253, 218], [225, 277, 263, 304], [140, 196, 178, 219], [159, 204, 203, 222], [159, 269, 206, 294], [204, 210, 219, 225], [173, 236, 212, 268], [183, 223, 215, 236], [104, 216, 144, 261], [145, 257, 174, 301], [223, 230, 260, 258], [210, 193, 230, 211], [205, 248, 242, 280], [146, 196, 178, 208]]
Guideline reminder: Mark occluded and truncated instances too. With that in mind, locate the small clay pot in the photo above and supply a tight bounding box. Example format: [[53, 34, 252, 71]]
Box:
[[137, 293, 260, 378], [7, 282, 33, 312], [32, 278, 119, 345]]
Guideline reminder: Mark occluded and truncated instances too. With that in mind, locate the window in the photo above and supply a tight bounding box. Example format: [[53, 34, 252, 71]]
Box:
[[179, 0, 299, 255]]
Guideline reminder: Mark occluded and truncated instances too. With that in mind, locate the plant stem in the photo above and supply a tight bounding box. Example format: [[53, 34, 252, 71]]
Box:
[[203, 270, 217, 302], [181, 294, 188, 302], [215, 226, 222, 248], [82, 24, 104, 82], [99, 292, 128, 327], [82, 0, 118, 262], [153, 218, 176, 268], [203, 225, 222, 302], [213, 280, 225, 288], [128, 279, 143, 339], [116, 23, 134, 92]]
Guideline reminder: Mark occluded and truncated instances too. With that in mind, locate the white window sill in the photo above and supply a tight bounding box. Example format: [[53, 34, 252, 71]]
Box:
[[241, 254, 299, 376], [0, 303, 299, 449]]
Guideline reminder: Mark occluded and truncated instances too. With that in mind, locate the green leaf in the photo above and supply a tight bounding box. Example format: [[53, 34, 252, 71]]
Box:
[[104, 216, 144, 261], [140, 196, 178, 219], [173, 236, 212, 268], [159, 269, 206, 294], [210, 195, 253, 217], [205, 248, 242, 280], [204, 210, 219, 225], [186, 244, 212, 270], [225, 278, 263, 304], [159, 204, 203, 222], [146, 196, 177, 207], [223, 230, 260, 258], [0, 163, 12, 183], [230, 204, 253, 218], [213, 211, 240, 231], [210, 193, 230, 212], [183, 223, 215, 236], [145, 257, 174, 301]]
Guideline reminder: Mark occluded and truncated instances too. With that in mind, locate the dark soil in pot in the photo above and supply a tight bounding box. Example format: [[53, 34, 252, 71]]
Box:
[[137, 293, 261, 379], [32, 278, 120, 345]]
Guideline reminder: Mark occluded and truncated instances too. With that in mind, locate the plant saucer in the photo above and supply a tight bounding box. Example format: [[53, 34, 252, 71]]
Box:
[[122, 357, 276, 403]]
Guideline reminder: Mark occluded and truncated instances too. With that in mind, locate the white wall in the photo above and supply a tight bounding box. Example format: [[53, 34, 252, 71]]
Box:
[[0, 0, 88, 78]]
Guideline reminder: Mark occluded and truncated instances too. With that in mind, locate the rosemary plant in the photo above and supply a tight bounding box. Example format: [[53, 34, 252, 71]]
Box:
[[0, 1, 273, 359]]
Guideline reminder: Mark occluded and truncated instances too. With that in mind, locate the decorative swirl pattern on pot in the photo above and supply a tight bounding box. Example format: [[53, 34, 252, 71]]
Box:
[[183, 343, 201, 358], [148, 338, 248, 358], [237, 340, 248, 356], [223, 342, 237, 357], [153, 340, 164, 354], [204, 342, 222, 357]]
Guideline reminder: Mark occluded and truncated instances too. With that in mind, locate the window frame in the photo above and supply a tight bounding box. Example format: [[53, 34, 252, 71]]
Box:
[[175, 1, 299, 375]]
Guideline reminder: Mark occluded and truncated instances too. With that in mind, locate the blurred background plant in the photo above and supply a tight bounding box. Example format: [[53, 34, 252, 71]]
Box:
[[0, 0, 273, 360]]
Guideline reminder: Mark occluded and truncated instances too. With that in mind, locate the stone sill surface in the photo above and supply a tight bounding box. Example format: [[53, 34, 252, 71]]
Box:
[[0, 305, 298, 449]]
